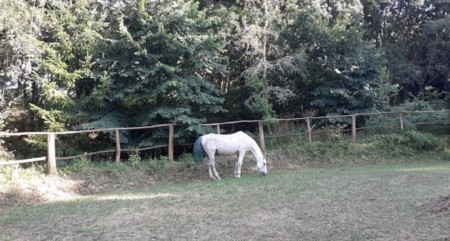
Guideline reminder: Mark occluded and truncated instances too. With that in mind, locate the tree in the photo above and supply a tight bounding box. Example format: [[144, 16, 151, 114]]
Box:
[[361, 0, 450, 102], [280, 9, 395, 116], [30, 0, 107, 131], [80, 0, 227, 146], [0, 0, 45, 132], [211, 0, 300, 119]]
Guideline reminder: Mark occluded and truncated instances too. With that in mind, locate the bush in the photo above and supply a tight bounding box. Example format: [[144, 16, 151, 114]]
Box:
[[146, 156, 172, 174], [176, 153, 196, 168], [403, 131, 441, 151], [444, 146, 450, 161], [366, 133, 412, 154], [0, 139, 14, 160], [61, 156, 91, 173], [366, 131, 442, 155], [0, 165, 13, 183], [128, 151, 141, 168]]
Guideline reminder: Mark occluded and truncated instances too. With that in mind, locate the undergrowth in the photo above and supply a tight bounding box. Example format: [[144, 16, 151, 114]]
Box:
[[273, 130, 448, 165], [1, 130, 447, 183]]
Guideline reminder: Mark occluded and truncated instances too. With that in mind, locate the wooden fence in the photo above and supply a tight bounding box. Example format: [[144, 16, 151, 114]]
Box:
[[0, 110, 448, 174]]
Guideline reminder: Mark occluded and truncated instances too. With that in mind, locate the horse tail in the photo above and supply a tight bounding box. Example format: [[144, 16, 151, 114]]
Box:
[[192, 136, 204, 163]]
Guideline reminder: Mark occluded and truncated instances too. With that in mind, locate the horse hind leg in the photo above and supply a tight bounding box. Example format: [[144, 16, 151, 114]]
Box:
[[211, 160, 221, 180], [206, 152, 221, 180], [205, 157, 215, 180], [206, 158, 216, 180], [208, 165, 215, 180]]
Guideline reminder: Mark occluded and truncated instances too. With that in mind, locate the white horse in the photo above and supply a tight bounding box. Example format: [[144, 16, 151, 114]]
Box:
[[193, 131, 268, 180]]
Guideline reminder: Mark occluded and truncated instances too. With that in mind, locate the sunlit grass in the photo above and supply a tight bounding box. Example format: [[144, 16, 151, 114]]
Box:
[[85, 192, 177, 201]]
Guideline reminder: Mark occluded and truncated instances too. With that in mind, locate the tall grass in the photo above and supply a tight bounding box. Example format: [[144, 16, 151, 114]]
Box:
[[271, 130, 448, 166]]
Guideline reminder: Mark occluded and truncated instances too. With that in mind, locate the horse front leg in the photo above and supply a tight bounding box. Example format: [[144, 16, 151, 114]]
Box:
[[212, 159, 221, 180], [234, 150, 246, 178], [234, 154, 239, 178]]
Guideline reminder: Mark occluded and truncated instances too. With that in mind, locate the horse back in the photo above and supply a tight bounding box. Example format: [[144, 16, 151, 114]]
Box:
[[201, 132, 256, 155]]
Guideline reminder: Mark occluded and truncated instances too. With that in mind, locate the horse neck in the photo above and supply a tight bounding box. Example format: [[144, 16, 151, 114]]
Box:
[[248, 141, 264, 161]]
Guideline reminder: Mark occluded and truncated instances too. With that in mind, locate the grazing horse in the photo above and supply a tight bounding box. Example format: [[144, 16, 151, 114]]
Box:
[[193, 131, 268, 180]]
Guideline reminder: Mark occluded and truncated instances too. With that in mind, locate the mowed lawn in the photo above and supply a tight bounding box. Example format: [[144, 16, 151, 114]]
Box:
[[1, 162, 450, 241]]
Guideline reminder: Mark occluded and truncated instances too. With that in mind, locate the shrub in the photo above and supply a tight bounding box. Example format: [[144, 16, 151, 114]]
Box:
[[61, 156, 91, 173], [128, 151, 141, 168], [403, 131, 441, 151], [366, 131, 442, 155], [176, 153, 196, 168], [366, 133, 414, 156], [444, 146, 450, 161], [0, 140, 14, 160], [146, 156, 172, 174]]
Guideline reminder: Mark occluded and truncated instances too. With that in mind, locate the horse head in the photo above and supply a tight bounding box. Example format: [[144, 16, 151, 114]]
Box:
[[257, 157, 268, 176]]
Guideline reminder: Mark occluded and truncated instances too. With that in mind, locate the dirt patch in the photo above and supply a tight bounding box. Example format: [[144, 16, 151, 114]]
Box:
[[0, 174, 82, 212], [420, 196, 450, 213]]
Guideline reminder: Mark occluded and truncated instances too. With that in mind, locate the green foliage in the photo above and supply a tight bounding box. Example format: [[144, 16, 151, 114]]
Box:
[[128, 151, 141, 168], [243, 76, 275, 119], [403, 131, 442, 152], [380, 3, 450, 102], [274, 129, 446, 165], [29, 104, 67, 131], [366, 131, 443, 154], [176, 153, 196, 167], [281, 10, 393, 116], [62, 156, 91, 173], [380, 100, 449, 133], [279, 139, 369, 165], [0, 165, 13, 183], [31, 0, 106, 130], [366, 133, 415, 156], [0, 0, 448, 159], [444, 147, 450, 161], [0, 139, 14, 161], [78, 0, 227, 146], [146, 157, 172, 175]]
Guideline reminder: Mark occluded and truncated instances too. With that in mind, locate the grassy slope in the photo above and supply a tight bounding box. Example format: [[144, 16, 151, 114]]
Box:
[[1, 161, 449, 241]]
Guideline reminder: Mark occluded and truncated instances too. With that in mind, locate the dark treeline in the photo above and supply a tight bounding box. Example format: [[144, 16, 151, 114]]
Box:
[[0, 0, 448, 156]]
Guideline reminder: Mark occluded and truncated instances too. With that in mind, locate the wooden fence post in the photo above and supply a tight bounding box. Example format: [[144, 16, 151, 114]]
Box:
[[47, 132, 57, 174], [115, 129, 121, 163], [217, 124, 220, 134], [258, 121, 266, 151], [306, 118, 312, 142], [351, 115, 357, 143], [399, 113, 404, 131], [168, 125, 174, 161]]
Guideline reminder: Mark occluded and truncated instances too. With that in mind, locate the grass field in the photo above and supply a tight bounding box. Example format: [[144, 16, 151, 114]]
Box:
[[1, 161, 449, 241]]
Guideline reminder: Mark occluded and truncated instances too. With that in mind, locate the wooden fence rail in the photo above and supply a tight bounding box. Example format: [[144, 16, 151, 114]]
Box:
[[0, 110, 448, 174]]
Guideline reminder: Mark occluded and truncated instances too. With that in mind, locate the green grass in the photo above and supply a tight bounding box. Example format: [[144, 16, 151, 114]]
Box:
[[1, 161, 449, 241]]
